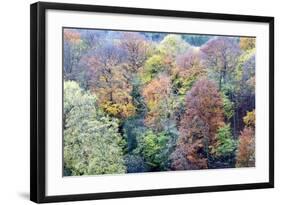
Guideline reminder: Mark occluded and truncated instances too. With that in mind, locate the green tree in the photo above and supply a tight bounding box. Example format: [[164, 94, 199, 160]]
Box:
[[222, 93, 234, 121], [140, 54, 172, 84], [215, 124, 236, 156], [207, 124, 237, 168], [135, 130, 170, 170], [63, 81, 126, 175], [158, 34, 190, 57]]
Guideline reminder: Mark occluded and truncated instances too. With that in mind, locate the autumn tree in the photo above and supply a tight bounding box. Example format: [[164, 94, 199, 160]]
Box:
[[243, 109, 255, 127], [79, 29, 106, 50], [139, 34, 189, 84], [132, 76, 179, 171], [63, 81, 126, 175], [201, 37, 241, 90], [62, 29, 257, 174], [173, 48, 207, 100], [120, 32, 151, 73], [236, 110, 255, 167], [240, 37, 255, 51], [64, 30, 112, 89], [142, 75, 177, 131], [171, 116, 209, 170], [119, 32, 153, 116], [171, 79, 224, 170], [64, 29, 87, 80], [233, 53, 256, 135], [86, 43, 136, 118], [139, 54, 173, 84]]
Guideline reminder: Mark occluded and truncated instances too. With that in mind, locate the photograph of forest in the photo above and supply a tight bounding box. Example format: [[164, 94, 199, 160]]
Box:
[[63, 28, 256, 176]]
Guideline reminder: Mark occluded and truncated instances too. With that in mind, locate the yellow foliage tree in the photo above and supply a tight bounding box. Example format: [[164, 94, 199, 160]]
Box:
[[240, 37, 255, 51], [243, 110, 255, 127]]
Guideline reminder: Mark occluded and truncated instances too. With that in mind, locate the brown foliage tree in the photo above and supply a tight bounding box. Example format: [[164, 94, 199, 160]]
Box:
[[171, 116, 209, 169], [236, 110, 255, 167], [63, 29, 85, 80], [120, 32, 150, 73], [171, 79, 224, 170], [201, 37, 241, 90], [176, 47, 202, 69], [236, 127, 255, 167], [240, 37, 255, 51], [64, 29, 81, 44]]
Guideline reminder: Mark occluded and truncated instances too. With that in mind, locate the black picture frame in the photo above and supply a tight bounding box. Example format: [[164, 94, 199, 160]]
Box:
[[30, 1, 274, 203]]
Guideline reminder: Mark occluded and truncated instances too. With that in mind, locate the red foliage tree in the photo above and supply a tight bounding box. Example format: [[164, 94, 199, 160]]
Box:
[[171, 79, 224, 170], [236, 110, 255, 167]]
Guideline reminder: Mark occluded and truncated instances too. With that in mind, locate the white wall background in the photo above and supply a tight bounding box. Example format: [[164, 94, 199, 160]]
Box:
[[0, 0, 279, 204]]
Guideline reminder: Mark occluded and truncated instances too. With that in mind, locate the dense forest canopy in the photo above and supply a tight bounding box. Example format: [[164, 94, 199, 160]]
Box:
[[63, 28, 256, 176]]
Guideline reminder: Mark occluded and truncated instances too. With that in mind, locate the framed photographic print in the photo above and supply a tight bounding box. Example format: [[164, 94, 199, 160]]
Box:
[[30, 1, 274, 203]]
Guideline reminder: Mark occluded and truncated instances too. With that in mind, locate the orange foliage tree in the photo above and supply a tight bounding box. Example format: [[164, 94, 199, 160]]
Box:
[[142, 75, 177, 131], [86, 43, 136, 118]]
